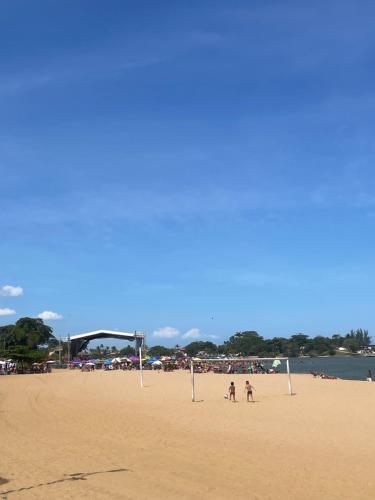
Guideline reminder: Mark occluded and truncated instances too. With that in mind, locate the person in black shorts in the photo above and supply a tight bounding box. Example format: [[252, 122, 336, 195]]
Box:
[[244, 380, 255, 402]]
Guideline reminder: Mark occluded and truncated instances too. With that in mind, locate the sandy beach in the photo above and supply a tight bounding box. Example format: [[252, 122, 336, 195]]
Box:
[[1, 370, 375, 499]]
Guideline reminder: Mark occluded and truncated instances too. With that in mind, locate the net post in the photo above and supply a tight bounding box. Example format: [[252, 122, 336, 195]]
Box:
[[139, 347, 144, 388], [286, 358, 293, 395], [190, 359, 195, 402], [67, 336, 71, 368], [58, 336, 61, 367]]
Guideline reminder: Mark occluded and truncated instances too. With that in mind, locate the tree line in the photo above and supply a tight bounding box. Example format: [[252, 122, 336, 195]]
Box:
[[149, 329, 372, 358], [0, 318, 372, 364], [0, 317, 56, 364]]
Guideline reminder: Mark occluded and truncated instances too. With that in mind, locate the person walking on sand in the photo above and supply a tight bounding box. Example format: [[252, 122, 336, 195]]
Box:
[[228, 381, 236, 402], [244, 380, 255, 402], [367, 370, 373, 382]]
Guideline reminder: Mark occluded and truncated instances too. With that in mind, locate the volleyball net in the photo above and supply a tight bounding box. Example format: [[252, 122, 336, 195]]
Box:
[[189, 357, 293, 401]]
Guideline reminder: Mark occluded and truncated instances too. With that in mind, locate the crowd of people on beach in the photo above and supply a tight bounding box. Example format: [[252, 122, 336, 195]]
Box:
[[0, 360, 17, 375], [4, 354, 374, 383], [193, 360, 280, 374], [2, 355, 281, 375], [0, 360, 52, 375], [72, 357, 281, 375], [72, 357, 191, 372]]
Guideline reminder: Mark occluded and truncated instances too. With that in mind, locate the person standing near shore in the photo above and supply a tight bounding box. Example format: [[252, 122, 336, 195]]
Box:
[[367, 370, 373, 382]]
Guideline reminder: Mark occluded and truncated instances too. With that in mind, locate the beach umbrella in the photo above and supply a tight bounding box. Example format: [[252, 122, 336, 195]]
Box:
[[104, 360, 112, 365], [152, 360, 163, 366], [145, 357, 157, 363], [129, 356, 139, 362], [86, 362, 95, 366]]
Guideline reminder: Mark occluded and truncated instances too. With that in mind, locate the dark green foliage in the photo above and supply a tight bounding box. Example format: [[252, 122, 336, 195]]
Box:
[[147, 345, 173, 357], [6, 345, 47, 363], [343, 337, 360, 353], [147, 328, 372, 359], [346, 329, 370, 349], [218, 329, 371, 357], [0, 317, 53, 350], [184, 341, 218, 357], [1, 317, 371, 365], [0, 317, 55, 364], [222, 331, 266, 356]]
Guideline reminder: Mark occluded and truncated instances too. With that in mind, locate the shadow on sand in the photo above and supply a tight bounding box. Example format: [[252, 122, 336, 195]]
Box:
[[0, 468, 129, 496]]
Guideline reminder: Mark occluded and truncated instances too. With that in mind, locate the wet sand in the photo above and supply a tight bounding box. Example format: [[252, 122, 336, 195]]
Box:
[[1, 370, 375, 499]]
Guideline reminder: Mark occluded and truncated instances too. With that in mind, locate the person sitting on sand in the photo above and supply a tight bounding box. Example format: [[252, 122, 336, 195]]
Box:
[[244, 380, 255, 402], [228, 381, 236, 402], [320, 372, 337, 380]]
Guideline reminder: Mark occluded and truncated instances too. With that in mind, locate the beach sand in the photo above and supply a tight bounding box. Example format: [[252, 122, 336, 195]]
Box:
[[1, 370, 375, 499]]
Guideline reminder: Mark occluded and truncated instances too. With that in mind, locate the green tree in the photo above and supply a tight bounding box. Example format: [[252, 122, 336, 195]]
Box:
[[0, 317, 54, 351], [119, 345, 138, 356], [147, 345, 173, 357], [290, 334, 309, 349], [310, 336, 331, 355], [343, 337, 361, 353], [351, 329, 371, 348], [331, 334, 344, 348], [268, 337, 289, 356], [7, 345, 46, 364], [221, 331, 265, 356], [0, 324, 14, 351], [184, 341, 218, 357], [12, 317, 53, 349], [0, 317, 55, 366]]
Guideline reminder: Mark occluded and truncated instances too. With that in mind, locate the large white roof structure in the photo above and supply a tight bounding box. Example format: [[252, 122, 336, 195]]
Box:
[[68, 329, 144, 357], [70, 329, 143, 341]]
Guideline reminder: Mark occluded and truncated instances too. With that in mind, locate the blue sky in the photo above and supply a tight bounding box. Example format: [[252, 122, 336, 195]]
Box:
[[1, 0, 375, 345]]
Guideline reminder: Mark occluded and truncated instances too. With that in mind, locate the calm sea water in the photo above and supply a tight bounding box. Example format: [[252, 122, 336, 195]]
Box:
[[285, 356, 375, 381]]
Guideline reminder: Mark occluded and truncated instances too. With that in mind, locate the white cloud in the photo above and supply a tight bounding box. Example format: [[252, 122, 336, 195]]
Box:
[[1, 285, 23, 297], [38, 311, 63, 320], [0, 308, 16, 316], [182, 328, 201, 339], [153, 326, 180, 339], [208, 334, 219, 340]]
